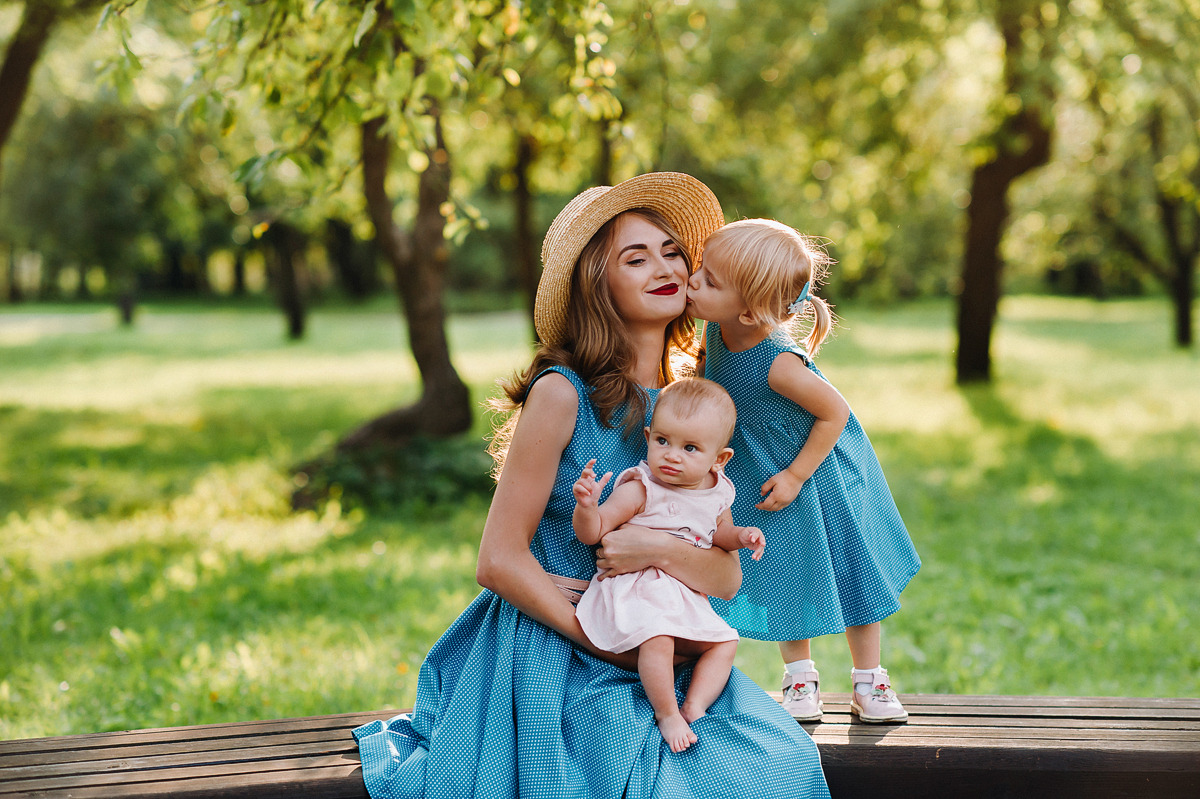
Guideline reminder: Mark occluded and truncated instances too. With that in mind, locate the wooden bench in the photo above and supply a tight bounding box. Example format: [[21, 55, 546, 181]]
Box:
[[1, 695, 1197, 798], [802, 693, 1200, 798]]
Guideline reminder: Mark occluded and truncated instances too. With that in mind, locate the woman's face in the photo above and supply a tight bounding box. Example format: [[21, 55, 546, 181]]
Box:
[[604, 213, 690, 330]]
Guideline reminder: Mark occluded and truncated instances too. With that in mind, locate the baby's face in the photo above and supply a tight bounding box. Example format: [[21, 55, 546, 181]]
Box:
[[644, 409, 729, 490]]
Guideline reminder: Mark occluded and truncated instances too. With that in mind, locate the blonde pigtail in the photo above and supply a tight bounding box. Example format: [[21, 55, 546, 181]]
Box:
[[804, 295, 834, 357]]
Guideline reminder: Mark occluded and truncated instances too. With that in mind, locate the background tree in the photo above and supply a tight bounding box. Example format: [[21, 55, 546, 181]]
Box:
[[1089, 3, 1199, 348], [0, 0, 110, 300], [0, 95, 240, 320], [107, 0, 623, 476], [955, 1, 1057, 383]]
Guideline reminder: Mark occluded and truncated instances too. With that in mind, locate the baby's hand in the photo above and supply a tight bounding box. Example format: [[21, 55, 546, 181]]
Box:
[[756, 470, 804, 511], [572, 459, 612, 508], [739, 527, 766, 560]]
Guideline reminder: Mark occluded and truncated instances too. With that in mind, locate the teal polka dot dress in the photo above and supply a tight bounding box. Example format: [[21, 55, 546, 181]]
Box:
[[353, 366, 830, 799], [704, 324, 921, 641]]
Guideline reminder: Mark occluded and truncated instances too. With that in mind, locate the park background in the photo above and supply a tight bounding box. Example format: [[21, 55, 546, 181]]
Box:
[[1, 0, 1197, 740]]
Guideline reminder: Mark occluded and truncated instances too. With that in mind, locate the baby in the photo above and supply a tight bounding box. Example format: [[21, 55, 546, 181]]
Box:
[[573, 377, 765, 752]]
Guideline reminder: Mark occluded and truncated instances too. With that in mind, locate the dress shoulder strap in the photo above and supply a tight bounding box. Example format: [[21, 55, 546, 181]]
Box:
[[532, 365, 589, 395], [767, 329, 814, 368]]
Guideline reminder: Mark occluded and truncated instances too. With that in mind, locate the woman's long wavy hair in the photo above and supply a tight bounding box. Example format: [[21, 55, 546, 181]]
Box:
[[488, 208, 698, 476]]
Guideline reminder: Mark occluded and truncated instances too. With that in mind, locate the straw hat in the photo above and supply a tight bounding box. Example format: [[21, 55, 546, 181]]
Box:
[[534, 172, 725, 346]]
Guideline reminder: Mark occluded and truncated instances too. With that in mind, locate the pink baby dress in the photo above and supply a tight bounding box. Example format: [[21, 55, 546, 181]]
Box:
[[576, 461, 741, 653]]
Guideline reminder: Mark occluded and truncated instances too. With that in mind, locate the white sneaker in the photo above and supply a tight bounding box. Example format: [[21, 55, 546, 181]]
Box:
[[780, 667, 823, 721]]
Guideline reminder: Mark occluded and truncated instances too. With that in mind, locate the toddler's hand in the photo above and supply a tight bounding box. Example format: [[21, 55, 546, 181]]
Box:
[[739, 527, 765, 560], [756, 470, 804, 511], [572, 459, 612, 508]]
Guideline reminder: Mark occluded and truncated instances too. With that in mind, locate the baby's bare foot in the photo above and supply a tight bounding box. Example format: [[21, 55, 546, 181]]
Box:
[[657, 713, 698, 753]]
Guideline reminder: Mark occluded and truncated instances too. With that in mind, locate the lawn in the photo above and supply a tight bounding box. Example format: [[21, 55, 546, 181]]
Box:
[[1, 296, 1197, 739]]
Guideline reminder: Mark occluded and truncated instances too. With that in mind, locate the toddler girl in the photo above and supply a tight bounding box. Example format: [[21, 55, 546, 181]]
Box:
[[573, 377, 766, 752], [687, 218, 920, 723]]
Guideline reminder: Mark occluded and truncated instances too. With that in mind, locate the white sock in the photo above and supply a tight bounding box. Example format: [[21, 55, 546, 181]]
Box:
[[785, 659, 815, 675], [853, 665, 881, 696]]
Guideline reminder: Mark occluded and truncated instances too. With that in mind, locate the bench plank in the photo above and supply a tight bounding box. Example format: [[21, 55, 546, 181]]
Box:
[[1, 696, 1196, 798], [800, 693, 1200, 799]]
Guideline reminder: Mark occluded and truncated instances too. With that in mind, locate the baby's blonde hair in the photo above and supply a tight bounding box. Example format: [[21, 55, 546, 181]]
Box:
[[704, 219, 835, 356], [652, 377, 737, 448]]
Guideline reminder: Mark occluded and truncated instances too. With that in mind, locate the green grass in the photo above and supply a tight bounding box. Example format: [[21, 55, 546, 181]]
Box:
[[2, 296, 1197, 739]]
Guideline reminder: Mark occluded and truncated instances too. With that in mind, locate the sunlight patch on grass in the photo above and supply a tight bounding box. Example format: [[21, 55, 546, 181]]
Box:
[[0, 355, 418, 411], [6, 461, 358, 568], [56, 423, 146, 450], [0, 309, 115, 344]]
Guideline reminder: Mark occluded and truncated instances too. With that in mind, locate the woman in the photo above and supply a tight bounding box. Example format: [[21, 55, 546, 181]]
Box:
[[353, 172, 829, 798]]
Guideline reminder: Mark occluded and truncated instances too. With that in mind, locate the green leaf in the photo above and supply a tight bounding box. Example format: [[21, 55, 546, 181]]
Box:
[[122, 41, 143, 72], [424, 69, 452, 99], [354, 6, 378, 48]]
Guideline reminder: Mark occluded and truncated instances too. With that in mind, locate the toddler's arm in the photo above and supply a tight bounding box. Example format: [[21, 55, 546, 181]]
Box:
[[758, 352, 850, 511], [711, 508, 765, 561], [572, 459, 646, 546]]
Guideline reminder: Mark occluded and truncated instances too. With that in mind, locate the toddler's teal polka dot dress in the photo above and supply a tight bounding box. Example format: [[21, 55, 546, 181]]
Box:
[[704, 324, 921, 641], [353, 366, 830, 798]]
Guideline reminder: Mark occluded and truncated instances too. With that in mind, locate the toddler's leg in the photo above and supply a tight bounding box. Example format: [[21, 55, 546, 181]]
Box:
[[846, 622, 908, 723], [639, 636, 696, 753], [680, 639, 738, 723], [845, 622, 881, 669], [779, 640, 822, 720], [779, 639, 812, 663]]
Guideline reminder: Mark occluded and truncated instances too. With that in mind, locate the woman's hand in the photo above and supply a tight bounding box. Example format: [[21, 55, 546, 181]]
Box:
[[597, 524, 741, 600], [593, 524, 663, 578]]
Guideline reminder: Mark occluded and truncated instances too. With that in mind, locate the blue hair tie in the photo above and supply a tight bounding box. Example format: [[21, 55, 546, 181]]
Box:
[[786, 281, 811, 314]]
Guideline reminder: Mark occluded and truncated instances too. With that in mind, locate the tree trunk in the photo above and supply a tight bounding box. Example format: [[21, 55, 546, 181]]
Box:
[[326, 217, 380, 300], [596, 119, 613, 187], [164, 241, 187, 292], [1172, 259, 1195, 348], [1159, 199, 1197, 349], [5, 243, 21, 303], [117, 290, 136, 325], [514, 134, 538, 338], [955, 7, 1053, 384], [1147, 109, 1197, 350], [232, 249, 246, 296], [265, 221, 308, 340], [338, 114, 471, 451], [0, 2, 58, 188]]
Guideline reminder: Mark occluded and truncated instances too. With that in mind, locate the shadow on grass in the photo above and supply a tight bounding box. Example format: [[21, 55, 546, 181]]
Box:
[[0, 380, 489, 518], [859, 384, 1199, 695]]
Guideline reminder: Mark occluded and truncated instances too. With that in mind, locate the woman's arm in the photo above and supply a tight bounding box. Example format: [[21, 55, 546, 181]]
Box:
[[595, 525, 742, 600], [475, 373, 639, 669], [476, 376, 590, 639], [756, 351, 850, 511]]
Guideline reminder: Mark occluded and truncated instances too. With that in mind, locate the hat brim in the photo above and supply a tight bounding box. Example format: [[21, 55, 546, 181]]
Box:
[[535, 172, 725, 346]]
